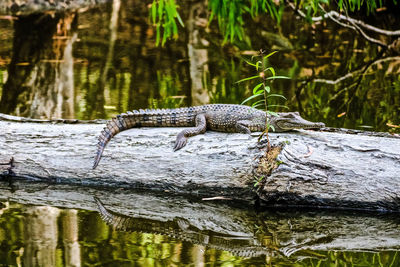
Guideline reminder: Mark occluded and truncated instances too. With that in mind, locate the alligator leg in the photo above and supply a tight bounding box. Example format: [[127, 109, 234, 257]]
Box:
[[174, 114, 207, 151], [235, 120, 252, 135]]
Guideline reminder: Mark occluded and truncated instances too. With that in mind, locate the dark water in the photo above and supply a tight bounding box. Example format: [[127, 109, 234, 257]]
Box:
[[1, 0, 400, 265]]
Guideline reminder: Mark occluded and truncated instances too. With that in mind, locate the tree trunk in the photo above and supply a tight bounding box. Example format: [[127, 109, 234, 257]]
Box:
[[1, 117, 400, 211]]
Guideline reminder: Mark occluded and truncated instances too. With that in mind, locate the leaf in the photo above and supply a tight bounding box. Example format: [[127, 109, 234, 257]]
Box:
[[252, 99, 266, 106], [266, 75, 291, 80], [264, 67, 275, 77], [252, 103, 266, 109], [267, 94, 287, 100], [241, 93, 263, 105], [267, 111, 279, 117], [176, 12, 184, 27], [269, 124, 276, 132], [264, 85, 270, 93], [256, 61, 262, 71], [244, 60, 257, 67], [269, 104, 289, 109], [264, 51, 278, 59], [151, 2, 157, 24], [235, 75, 259, 83], [155, 24, 161, 46], [252, 83, 263, 94]]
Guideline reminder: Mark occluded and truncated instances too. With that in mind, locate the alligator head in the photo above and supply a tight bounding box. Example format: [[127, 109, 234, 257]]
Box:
[[270, 112, 325, 132]]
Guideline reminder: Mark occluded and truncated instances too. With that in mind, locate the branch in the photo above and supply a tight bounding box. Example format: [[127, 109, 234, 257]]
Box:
[[311, 56, 400, 85], [286, 0, 400, 39]]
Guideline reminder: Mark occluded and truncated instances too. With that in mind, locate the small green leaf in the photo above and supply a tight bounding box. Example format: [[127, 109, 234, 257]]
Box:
[[252, 99, 265, 106], [252, 103, 265, 109], [269, 104, 289, 109], [264, 67, 275, 77], [264, 51, 278, 59], [176, 12, 184, 27], [252, 83, 263, 94], [266, 76, 291, 80], [235, 75, 259, 84], [256, 61, 262, 71], [151, 2, 157, 24], [267, 111, 279, 117], [264, 85, 270, 93], [267, 94, 287, 100], [269, 124, 276, 132], [244, 60, 257, 67], [241, 93, 263, 105]]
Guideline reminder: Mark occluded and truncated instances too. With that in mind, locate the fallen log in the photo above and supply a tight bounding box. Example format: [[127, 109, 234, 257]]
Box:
[[1, 115, 400, 211], [0, 0, 110, 15]]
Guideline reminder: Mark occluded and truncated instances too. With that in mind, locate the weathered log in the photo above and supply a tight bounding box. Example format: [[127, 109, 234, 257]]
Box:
[[0, 0, 110, 15], [1, 116, 400, 211], [0, 181, 400, 261]]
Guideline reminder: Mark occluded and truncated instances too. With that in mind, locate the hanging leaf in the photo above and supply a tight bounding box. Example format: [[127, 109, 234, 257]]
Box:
[[264, 67, 276, 77]]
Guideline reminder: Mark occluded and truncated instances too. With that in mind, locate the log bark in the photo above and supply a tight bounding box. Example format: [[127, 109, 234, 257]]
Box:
[[1, 116, 400, 211], [0, 0, 111, 15]]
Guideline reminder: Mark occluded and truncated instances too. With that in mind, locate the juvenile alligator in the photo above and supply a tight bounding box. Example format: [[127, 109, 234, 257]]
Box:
[[93, 104, 324, 168], [94, 197, 270, 257]]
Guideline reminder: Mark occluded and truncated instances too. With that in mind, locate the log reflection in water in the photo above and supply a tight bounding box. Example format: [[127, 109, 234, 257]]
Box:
[[0, 182, 400, 265]]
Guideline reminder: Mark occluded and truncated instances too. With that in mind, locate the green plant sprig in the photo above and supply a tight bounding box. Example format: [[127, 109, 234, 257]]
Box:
[[237, 50, 290, 150]]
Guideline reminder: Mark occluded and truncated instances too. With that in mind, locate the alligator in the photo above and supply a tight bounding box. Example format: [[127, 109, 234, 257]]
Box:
[[94, 197, 271, 257], [93, 104, 325, 168]]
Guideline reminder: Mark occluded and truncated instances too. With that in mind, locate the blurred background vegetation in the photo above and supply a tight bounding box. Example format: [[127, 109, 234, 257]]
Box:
[[0, 0, 399, 132]]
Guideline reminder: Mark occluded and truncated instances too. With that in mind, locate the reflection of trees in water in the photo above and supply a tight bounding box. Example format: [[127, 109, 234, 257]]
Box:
[[1, 201, 400, 265], [0, 12, 77, 119]]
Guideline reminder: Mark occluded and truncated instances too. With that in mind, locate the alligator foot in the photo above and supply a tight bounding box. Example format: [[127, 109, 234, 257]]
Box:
[[0, 157, 17, 191], [0, 157, 15, 176]]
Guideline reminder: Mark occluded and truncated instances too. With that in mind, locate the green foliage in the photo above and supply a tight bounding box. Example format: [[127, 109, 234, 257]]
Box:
[[237, 50, 289, 148], [149, 0, 184, 46], [148, 0, 395, 46]]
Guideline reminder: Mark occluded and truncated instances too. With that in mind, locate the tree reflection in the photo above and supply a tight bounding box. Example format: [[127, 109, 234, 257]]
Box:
[[0, 12, 77, 119]]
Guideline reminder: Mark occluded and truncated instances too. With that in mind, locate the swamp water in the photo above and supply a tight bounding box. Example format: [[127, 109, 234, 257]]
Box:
[[0, 0, 400, 265]]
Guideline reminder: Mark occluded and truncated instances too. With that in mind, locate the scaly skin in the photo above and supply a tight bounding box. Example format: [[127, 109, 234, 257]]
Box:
[[94, 197, 269, 257], [93, 104, 324, 169]]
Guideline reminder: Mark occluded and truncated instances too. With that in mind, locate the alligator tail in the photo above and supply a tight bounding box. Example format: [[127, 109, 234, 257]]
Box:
[[93, 113, 132, 169], [92, 107, 197, 169], [94, 197, 131, 230]]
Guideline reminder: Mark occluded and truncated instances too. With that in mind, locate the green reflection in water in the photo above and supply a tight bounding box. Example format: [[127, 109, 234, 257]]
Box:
[[0, 201, 400, 266]]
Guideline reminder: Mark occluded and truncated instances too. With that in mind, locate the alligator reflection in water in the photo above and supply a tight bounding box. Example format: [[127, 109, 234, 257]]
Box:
[[94, 197, 270, 258], [94, 196, 400, 261]]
